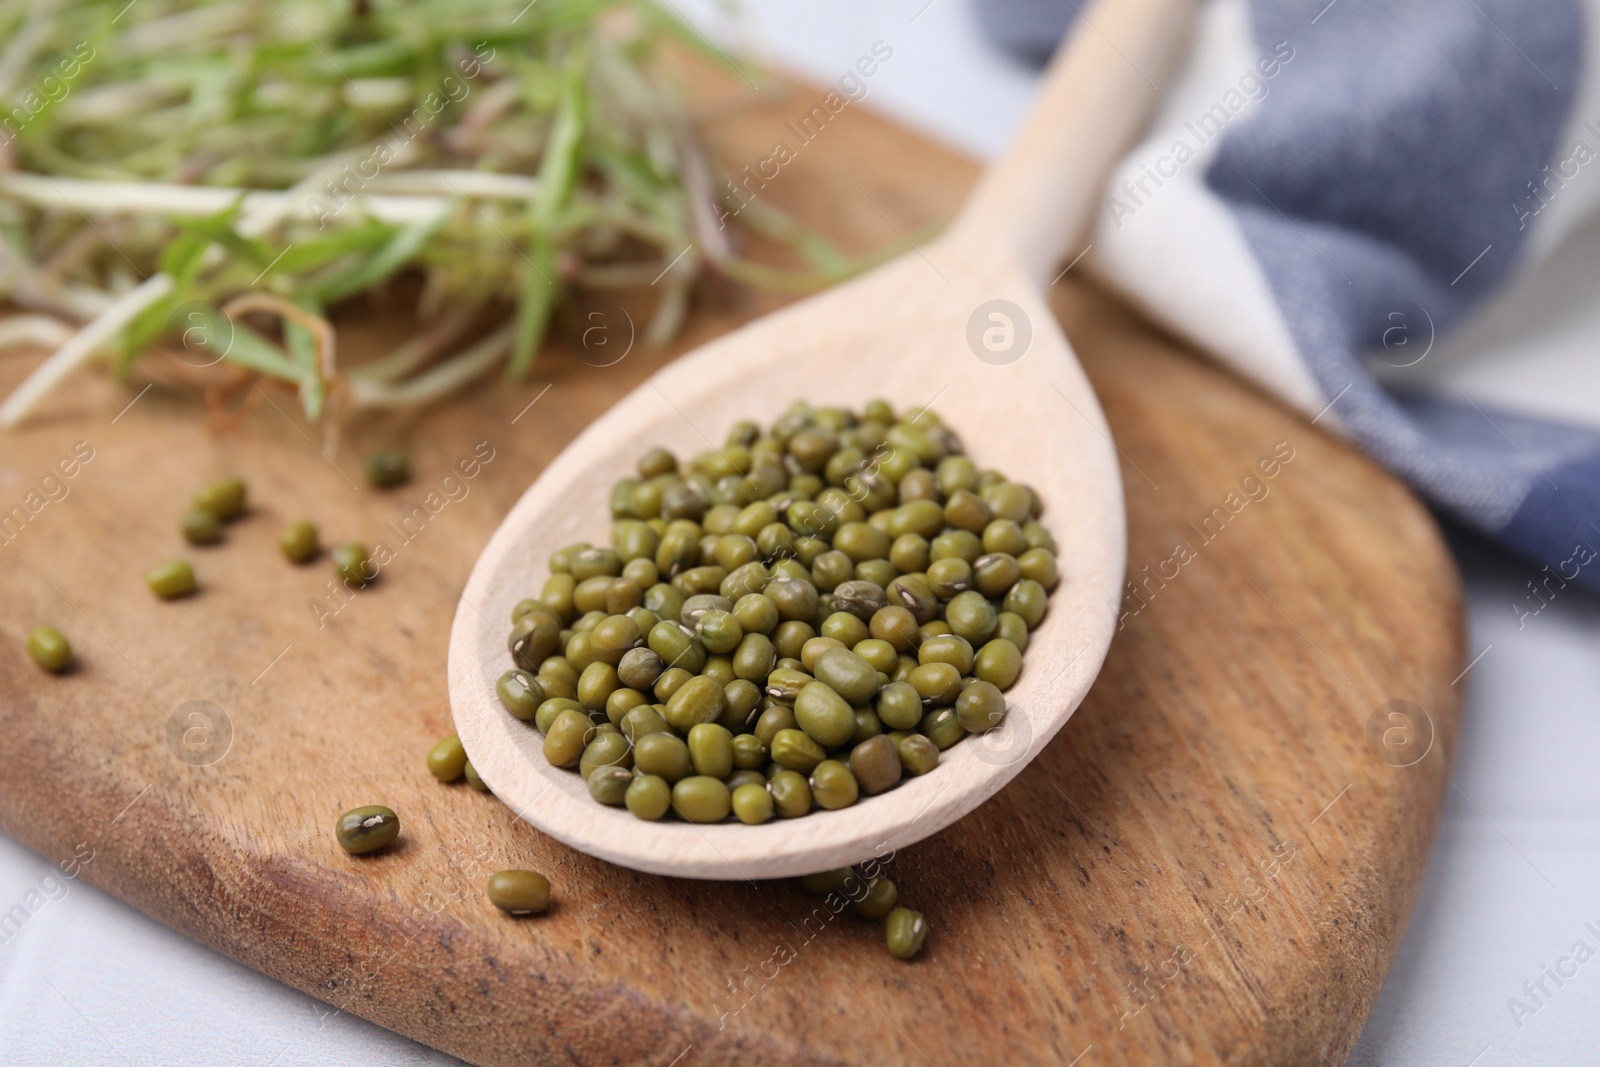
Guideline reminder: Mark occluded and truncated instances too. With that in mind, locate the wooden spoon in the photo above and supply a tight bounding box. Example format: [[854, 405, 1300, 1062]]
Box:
[[448, 0, 1195, 879]]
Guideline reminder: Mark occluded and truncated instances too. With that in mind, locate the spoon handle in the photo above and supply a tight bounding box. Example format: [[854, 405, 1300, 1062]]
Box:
[[949, 0, 1198, 285]]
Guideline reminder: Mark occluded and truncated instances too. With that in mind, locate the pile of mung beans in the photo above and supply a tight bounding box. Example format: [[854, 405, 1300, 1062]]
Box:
[[490, 399, 1057, 825]]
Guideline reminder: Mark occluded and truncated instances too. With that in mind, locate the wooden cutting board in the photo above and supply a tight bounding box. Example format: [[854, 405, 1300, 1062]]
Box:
[[0, 61, 1462, 1066]]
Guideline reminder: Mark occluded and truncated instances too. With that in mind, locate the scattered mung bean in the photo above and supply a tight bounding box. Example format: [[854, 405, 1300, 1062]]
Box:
[[26, 626, 71, 673], [193, 477, 247, 521], [366, 449, 411, 488], [886, 907, 927, 959], [427, 734, 467, 781], [180, 508, 222, 545], [335, 805, 399, 854], [332, 543, 375, 589], [146, 559, 197, 599], [487, 869, 550, 914], [279, 519, 319, 563]]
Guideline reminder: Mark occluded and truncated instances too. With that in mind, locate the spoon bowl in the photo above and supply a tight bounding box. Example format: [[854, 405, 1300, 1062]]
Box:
[[448, 0, 1193, 878]]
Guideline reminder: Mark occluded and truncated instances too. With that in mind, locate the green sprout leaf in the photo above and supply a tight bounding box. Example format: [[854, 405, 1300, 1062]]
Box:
[[511, 64, 588, 380]]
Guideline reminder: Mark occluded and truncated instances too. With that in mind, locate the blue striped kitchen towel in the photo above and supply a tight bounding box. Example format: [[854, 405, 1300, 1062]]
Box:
[[980, 0, 1600, 602]]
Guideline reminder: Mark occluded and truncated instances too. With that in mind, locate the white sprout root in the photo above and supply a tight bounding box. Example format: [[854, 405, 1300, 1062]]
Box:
[[347, 323, 515, 410], [0, 172, 540, 229], [0, 314, 74, 353], [350, 305, 479, 384], [0, 273, 173, 428]]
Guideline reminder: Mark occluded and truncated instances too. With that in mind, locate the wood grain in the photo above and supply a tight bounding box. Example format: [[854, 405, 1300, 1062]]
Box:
[[0, 60, 1461, 1066]]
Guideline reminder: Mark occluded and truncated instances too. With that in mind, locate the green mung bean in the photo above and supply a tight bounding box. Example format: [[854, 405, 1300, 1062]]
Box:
[[146, 559, 197, 599], [193, 477, 246, 521], [853, 876, 897, 919], [731, 782, 774, 824], [886, 907, 927, 959], [427, 734, 467, 782], [180, 508, 222, 545], [332, 543, 375, 589], [626, 773, 672, 820], [335, 805, 399, 854], [487, 869, 550, 914], [26, 626, 72, 673], [279, 519, 319, 563], [366, 449, 410, 488]]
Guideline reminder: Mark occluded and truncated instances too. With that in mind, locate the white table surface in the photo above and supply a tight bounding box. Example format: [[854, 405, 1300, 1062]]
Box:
[[4, 3, 1598, 1063]]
